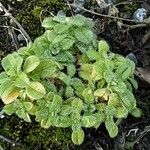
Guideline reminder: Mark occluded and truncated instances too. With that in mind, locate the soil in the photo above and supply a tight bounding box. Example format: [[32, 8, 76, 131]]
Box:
[[0, 0, 150, 150]]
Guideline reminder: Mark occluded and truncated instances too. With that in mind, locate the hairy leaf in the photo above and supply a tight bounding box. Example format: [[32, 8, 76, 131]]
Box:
[[24, 55, 40, 73], [26, 82, 46, 99], [71, 129, 85, 145]]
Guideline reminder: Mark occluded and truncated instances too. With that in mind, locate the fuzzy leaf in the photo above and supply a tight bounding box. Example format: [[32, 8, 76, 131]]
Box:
[[67, 64, 76, 77], [74, 28, 92, 45], [130, 108, 142, 118], [108, 93, 121, 107], [122, 67, 131, 80], [105, 117, 118, 138], [23, 102, 33, 111], [71, 129, 85, 145], [82, 88, 94, 103], [120, 89, 136, 111], [71, 98, 83, 112], [65, 86, 74, 98], [94, 88, 108, 98], [24, 55, 40, 73], [26, 82, 46, 99], [1, 85, 20, 104], [128, 77, 138, 89], [61, 38, 75, 50], [2, 52, 23, 74], [42, 17, 55, 28], [98, 40, 109, 56], [81, 116, 96, 127], [115, 107, 128, 118], [54, 23, 70, 34], [80, 64, 93, 80], [0, 72, 9, 84], [3, 103, 15, 115], [15, 72, 30, 88]]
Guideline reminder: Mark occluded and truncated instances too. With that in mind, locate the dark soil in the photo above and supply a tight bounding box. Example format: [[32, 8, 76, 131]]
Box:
[[0, 0, 150, 150]]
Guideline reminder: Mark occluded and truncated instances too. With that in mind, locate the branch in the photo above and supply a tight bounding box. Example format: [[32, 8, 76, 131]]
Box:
[[0, 135, 21, 146], [69, 3, 149, 25], [0, 2, 31, 45]]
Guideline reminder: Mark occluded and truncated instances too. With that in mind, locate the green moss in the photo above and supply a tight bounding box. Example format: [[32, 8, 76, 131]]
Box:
[[14, 0, 68, 39], [0, 116, 74, 149]]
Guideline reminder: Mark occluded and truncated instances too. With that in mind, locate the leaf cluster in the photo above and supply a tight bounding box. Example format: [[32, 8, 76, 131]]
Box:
[[0, 15, 141, 145]]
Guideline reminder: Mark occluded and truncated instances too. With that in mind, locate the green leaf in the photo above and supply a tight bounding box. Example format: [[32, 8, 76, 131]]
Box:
[[52, 34, 67, 44], [71, 129, 85, 145], [16, 109, 31, 122], [53, 16, 67, 23], [54, 23, 70, 34], [108, 93, 121, 107], [26, 82, 46, 99], [67, 64, 76, 77], [96, 103, 107, 112], [80, 64, 93, 80], [120, 89, 136, 111], [60, 105, 72, 116], [98, 40, 109, 56], [71, 78, 85, 97], [58, 72, 71, 85], [42, 17, 55, 28], [105, 106, 116, 116], [0, 79, 13, 96], [32, 59, 59, 78], [122, 67, 131, 80], [128, 77, 138, 89], [33, 35, 49, 57], [0, 72, 9, 84], [94, 88, 109, 98], [18, 42, 34, 56], [74, 28, 93, 45], [15, 72, 30, 88], [57, 116, 71, 127], [81, 116, 96, 127], [94, 112, 105, 128], [86, 50, 98, 60], [50, 95, 62, 113], [69, 15, 86, 27], [61, 38, 75, 50], [65, 86, 74, 98], [115, 107, 128, 118], [55, 51, 75, 63], [46, 30, 57, 42], [2, 52, 23, 74], [1, 85, 20, 104], [105, 117, 118, 138], [76, 43, 87, 53], [82, 88, 94, 103], [71, 98, 83, 112], [23, 102, 33, 111], [130, 108, 142, 118], [3, 103, 15, 115], [24, 55, 40, 73]]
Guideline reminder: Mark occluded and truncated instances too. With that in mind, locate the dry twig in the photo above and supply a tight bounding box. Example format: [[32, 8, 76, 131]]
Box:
[[0, 2, 31, 45]]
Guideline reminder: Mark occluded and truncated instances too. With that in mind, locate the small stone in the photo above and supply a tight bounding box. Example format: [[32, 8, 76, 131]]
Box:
[[126, 53, 138, 65], [133, 8, 147, 22], [0, 115, 5, 119]]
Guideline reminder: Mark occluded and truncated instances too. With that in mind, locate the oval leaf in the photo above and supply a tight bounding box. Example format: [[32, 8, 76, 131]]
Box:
[[71, 129, 85, 145], [1, 86, 20, 104], [24, 55, 40, 73], [26, 82, 46, 99]]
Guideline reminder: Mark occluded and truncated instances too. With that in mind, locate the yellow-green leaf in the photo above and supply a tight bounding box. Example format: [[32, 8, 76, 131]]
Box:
[[26, 82, 46, 99], [24, 55, 40, 73], [71, 129, 85, 145], [1, 86, 20, 104]]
